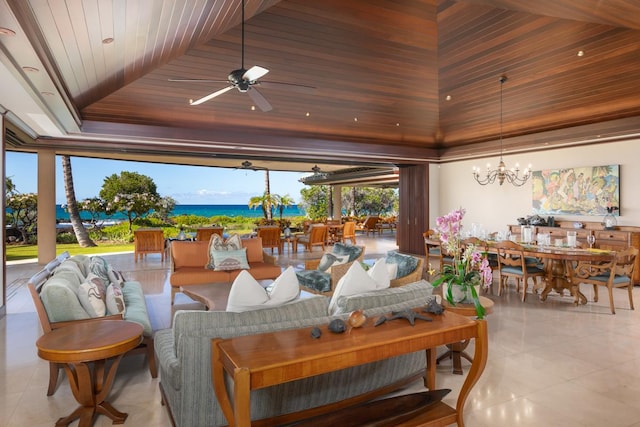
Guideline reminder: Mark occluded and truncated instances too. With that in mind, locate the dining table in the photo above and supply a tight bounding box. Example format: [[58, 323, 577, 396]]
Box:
[[517, 243, 615, 305]]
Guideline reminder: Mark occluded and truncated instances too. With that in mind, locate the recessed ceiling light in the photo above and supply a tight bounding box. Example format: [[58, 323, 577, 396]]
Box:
[[577, 50, 584, 57], [305, 112, 310, 117], [23, 66, 39, 72], [0, 27, 16, 36], [354, 117, 358, 122], [445, 95, 452, 101], [251, 105, 256, 111], [396, 123, 400, 126], [102, 37, 114, 44]]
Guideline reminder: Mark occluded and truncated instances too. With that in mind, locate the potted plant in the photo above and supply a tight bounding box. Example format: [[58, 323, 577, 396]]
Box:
[[431, 208, 493, 319]]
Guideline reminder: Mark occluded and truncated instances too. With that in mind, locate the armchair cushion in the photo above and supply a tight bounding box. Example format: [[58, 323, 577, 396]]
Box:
[[332, 280, 434, 315], [296, 270, 331, 293], [385, 251, 419, 279]]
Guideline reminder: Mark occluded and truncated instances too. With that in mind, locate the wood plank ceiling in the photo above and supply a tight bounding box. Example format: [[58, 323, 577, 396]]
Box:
[[2, 0, 640, 171]]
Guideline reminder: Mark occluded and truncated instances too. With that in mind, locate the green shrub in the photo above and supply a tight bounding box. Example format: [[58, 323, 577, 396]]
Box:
[[56, 232, 78, 244]]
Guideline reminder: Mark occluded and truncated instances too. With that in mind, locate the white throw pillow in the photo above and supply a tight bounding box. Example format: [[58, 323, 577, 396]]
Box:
[[226, 267, 300, 312], [105, 283, 126, 315], [328, 262, 379, 315], [78, 277, 107, 317], [386, 262, 398, 280], [368, 258, 392, 289]]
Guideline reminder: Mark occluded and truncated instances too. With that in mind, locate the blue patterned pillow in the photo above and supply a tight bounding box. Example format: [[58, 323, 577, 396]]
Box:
[[332, 243, 362, 262], [212, 248, 250, 271], [385, 251, 419, 279], [296, 270, 331, 293]]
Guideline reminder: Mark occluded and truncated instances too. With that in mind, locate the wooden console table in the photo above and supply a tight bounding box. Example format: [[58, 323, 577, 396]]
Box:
[[36, 320, 143, 427], [212, 310, 488, 427]]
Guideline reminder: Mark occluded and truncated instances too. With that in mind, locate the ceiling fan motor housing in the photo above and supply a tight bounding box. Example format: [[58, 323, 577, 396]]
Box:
[[229, 69, 251, 91]]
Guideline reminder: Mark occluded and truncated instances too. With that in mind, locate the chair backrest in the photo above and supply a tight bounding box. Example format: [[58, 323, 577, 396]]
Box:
[[134, 228, 165, 251], [257, 226, 281, 248], [310, 224, 328, 243], [342, 221, 356, 237], [362, 216, 379, 229], [494, 240, 526, 269], [614, 246, 639, 277], [326, 219, 341, 225], [28, 252, 71, 333], [195, 227, 223, 242]]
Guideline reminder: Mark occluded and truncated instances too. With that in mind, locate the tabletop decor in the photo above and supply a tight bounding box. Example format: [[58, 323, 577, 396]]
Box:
[[431, 208, 493, 319]]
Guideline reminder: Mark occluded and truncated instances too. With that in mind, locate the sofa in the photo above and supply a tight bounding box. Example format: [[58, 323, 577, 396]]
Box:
[[169, 237, 282, 303], [28, 252, 156, 394], [154, 280, 435, 427]]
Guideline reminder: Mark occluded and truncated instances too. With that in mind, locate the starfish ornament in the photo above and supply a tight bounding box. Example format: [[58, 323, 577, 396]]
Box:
[[374, 309, 433, 327]]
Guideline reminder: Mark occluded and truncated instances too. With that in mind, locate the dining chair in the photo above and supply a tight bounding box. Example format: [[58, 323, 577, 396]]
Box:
[[340, 221, 357, 244], [295, 224, 327, 252], [423, 230, 443, 274], [195, 226, 223, 242], [573, 246, 638, 314], [257, 226, 283, 253], [494, 240, 546, 302], [133, 228, 166, 262]]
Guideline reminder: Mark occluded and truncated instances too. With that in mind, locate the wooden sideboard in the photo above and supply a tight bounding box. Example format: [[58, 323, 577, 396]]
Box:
[[509, 221, 640, 284]]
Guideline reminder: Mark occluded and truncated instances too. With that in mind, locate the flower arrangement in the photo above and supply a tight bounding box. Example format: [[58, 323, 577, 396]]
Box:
[[431, 208, 492, 319]]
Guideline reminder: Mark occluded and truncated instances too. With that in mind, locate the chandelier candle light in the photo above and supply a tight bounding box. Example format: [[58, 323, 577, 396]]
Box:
[[473, 76, 532, 186]]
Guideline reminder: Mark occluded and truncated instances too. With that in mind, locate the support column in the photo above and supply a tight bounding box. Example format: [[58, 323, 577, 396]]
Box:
[[37, 149, 56, 264], [332, 185, 342, 220]]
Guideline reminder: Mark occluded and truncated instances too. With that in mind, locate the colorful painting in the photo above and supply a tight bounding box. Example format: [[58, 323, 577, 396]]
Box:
[[531, 165, 619, 216]]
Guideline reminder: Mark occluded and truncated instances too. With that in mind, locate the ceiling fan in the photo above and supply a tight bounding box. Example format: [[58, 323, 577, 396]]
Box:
[[237, 160, 267, 171], [168, 0, 316, 111]]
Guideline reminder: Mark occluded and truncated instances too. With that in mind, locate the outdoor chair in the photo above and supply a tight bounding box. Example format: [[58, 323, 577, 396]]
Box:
[[339, 221, 357, 244], [356, 216, 380, 236], [573, 246, 638, 314], [133, 228, 165, 262], [295, 224, 327, 252], [257, 226, 283, 253], [195, 226, 223, 242], [494, 240, 546, 302], [423, 230, 443, 274]]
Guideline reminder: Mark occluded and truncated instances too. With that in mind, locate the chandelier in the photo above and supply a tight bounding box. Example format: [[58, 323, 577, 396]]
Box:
[[473, 76, 531, 186]]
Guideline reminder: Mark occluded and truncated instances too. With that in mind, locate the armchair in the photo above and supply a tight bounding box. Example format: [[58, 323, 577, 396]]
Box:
[[134, 228, 165, 262], [195, 226, 223, 241], [295, 224, 327, 252], [356, 216, 380, 236], [257, 226, 283, 253]]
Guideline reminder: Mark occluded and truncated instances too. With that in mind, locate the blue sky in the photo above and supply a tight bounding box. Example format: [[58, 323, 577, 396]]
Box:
[[6, 152, 307, 205]]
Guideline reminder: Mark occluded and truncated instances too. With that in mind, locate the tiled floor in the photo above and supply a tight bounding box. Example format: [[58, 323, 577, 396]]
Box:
[[4, 234, 640, 426]]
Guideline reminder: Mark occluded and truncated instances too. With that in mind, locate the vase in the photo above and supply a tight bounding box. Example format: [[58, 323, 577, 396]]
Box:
[[602, 213, 617, 230], [445, 283, 480, 304]]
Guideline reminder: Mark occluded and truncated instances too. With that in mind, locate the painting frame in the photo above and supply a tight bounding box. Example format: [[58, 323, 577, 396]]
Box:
[[531, 164, 619, 216]]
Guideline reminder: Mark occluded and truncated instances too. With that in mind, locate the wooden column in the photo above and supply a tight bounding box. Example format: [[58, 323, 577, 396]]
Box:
[[398, 164, 429, 255]]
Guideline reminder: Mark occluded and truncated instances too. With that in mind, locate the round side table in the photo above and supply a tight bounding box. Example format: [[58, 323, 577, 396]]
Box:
[[439, 296, 494, 375], [36, 320, 143, 427]]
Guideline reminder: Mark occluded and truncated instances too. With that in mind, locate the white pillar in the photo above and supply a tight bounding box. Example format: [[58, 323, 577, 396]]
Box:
[[1, 115, 5, 313], [37, 149, 56, 263]]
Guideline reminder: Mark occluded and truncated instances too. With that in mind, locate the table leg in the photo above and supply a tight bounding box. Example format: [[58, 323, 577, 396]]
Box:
[[540, 259, 586, 305], [565, 260, 587, 305], [437, 340, 472, 375], [56, 356, 128, 427]]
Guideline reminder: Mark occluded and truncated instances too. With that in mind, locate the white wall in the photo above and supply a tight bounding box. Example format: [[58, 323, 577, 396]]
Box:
[[433, 139, 640, 233]]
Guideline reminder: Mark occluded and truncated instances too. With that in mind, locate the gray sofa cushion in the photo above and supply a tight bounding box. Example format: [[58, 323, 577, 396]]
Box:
[[332, 280, 434, 315]]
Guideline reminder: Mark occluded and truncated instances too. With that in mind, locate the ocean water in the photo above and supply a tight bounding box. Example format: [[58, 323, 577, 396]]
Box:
[[53, 204, 305, 221]]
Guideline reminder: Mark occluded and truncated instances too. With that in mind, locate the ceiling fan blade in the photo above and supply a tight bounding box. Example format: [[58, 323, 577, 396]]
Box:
[[243, 66, 269, 82], [258, 80, 317, 95], [190, 85, 235, 106], [169, 78, 229, 83], [247, 87, 273, 112]]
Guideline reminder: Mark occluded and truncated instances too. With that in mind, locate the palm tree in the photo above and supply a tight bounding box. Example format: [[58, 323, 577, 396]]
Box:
[[62, 156, 96, 247], [276, 194, 295, 222], [249, 195, 268, 219], [264, 169, 272, 220]]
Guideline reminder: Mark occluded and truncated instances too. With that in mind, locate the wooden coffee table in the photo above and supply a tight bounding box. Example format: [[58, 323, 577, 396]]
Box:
[[36, 320, 143, 427], [182, 283, 233, 310]]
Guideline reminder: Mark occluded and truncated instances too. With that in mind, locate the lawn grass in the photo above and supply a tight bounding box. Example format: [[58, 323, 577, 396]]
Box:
[[6, 243, 134, 261]]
